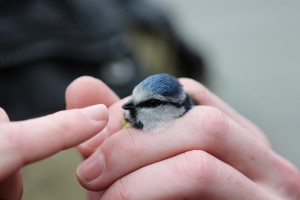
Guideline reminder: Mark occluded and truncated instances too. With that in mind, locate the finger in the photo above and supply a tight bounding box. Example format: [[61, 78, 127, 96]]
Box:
[[0, 107, 10, 122], [0, 109, 23, 200], [0, 104, 107, 181], [180, 78, 269, 144], [100, 150, 276, 200], [180, 79, 300, 194], [76, 106, 297, 191], [65, 76, 119, 157], [77, 98, 130, 157], [66, 76, 119, 109]]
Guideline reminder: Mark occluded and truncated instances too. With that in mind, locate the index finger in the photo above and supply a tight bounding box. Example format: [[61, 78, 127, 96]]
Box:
[[0, 104, 107, 181]]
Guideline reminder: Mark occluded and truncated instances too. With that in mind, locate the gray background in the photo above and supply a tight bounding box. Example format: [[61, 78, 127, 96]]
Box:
[[150, 0, 300, 167]]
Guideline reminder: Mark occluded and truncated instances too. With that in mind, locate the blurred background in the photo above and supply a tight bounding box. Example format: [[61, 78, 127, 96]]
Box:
[[151, 0, 300, 168], [0, 0, 299, 199]]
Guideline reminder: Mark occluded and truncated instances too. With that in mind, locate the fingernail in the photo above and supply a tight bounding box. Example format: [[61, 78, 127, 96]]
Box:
[[81, 104, 108, 121], [77, 150, 105, 183]]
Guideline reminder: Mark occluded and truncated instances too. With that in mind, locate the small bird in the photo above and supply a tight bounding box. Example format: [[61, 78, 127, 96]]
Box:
[[122, 73, 193, 132]]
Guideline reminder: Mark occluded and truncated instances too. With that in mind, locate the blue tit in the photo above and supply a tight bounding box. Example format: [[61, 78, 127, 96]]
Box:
[[122, 73, 193, 132]]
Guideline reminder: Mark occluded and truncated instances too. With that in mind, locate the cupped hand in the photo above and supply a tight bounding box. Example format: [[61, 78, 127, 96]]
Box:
[[0, 94, 108, 199], [68, 77, 300, 200]]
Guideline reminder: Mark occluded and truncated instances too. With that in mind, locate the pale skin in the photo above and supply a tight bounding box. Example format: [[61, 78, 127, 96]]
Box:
[[0, 76, 299, 199]]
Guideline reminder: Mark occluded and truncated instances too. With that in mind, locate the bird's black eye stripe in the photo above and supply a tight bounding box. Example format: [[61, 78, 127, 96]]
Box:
[[137, 99, 183, 108], [137, 99, 164, 108]]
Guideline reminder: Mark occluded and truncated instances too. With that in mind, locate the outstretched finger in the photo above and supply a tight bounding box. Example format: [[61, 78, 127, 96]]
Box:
[[0, 104, 107, 181]]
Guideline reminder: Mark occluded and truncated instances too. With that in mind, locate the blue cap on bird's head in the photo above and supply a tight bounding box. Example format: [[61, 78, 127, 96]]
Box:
[[138, 73, 183, 97]]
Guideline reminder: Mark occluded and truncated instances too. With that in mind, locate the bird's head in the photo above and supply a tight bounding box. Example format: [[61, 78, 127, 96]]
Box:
[[122, 74, 192, 131]]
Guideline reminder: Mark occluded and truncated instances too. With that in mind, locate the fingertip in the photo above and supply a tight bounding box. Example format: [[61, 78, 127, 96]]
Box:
[[80, 104, 108, 122], [179, 78, 208, 105], [76, 150, 107, 191], [66, 76, 100, 99], [179, 77, 203, 87], [66, 76, 119, 109], [66, 76, 103, 109]]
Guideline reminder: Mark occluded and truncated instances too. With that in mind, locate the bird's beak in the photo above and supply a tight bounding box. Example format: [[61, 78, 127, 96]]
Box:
[[122, 99, 135, 110]]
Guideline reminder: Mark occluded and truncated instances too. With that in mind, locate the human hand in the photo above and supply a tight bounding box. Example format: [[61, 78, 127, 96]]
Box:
[[0, 100, 108, 199], [70, 77, 300, 199]]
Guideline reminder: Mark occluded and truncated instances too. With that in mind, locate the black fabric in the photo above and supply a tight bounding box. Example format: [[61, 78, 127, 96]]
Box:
[[0, 0, 130, 67], [0, 0, 206, 120]]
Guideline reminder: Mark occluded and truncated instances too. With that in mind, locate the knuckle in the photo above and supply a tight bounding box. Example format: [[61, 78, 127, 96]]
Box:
[[1, 123, 23, 150], [170, 150, 219, 187], [200, 106, 230, 139], [0, 124, 24, 164], [46, 115, 71, 149], [1, 124, 19, 144], [48, 113, 74, 134]]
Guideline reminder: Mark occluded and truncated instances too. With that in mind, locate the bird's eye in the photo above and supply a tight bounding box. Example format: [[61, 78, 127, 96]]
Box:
[[147, 99, 162, 107], [137, 99, 164, 108]]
